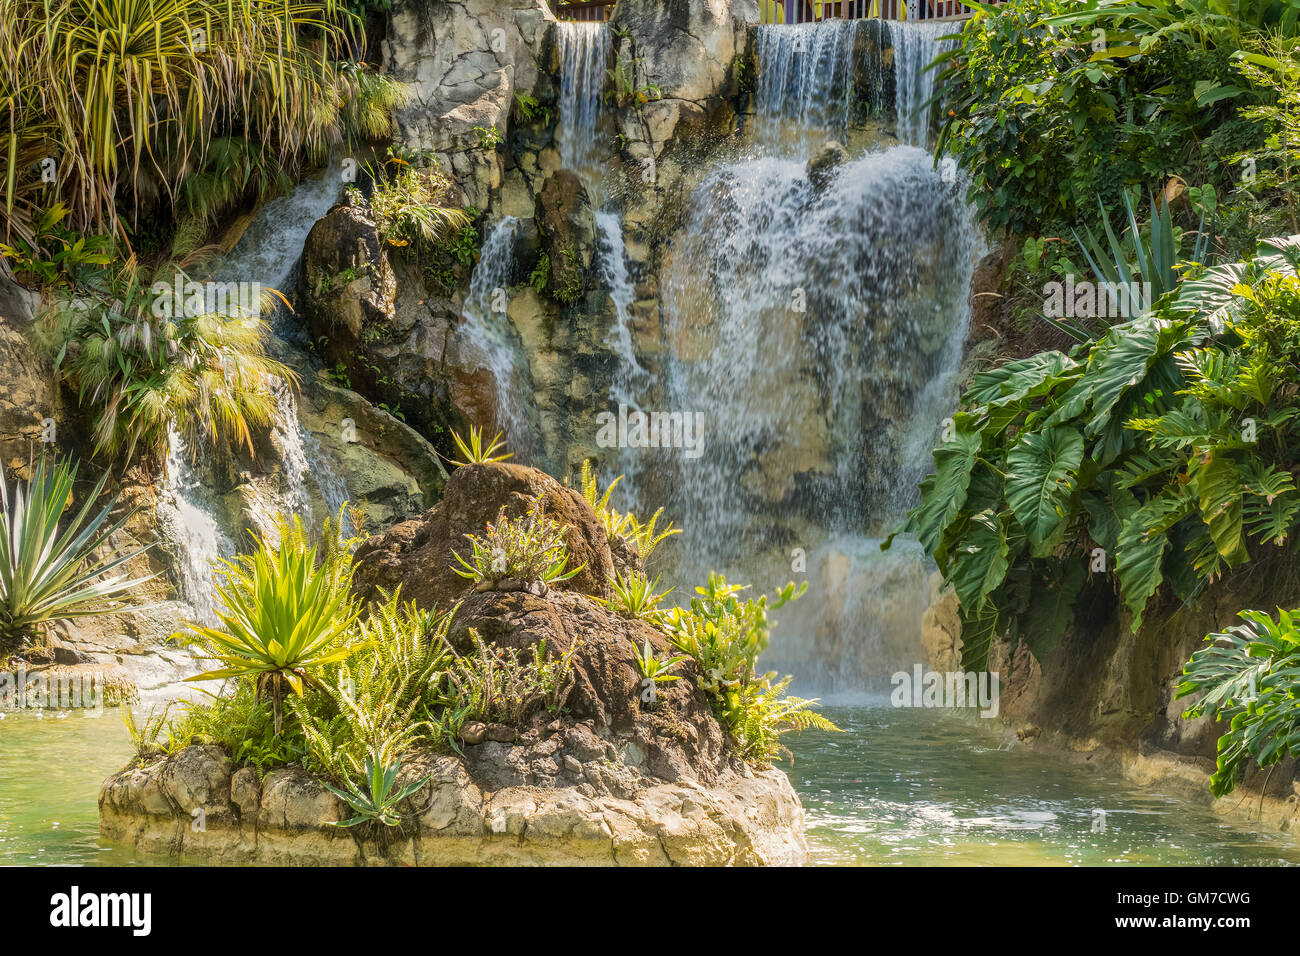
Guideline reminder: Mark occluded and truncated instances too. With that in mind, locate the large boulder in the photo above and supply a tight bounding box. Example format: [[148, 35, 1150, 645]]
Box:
[[0, 279, 60, 476], [353, 461, 618, 607]]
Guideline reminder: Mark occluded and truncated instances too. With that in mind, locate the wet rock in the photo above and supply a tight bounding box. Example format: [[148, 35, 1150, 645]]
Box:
[[807, 140, 849, 190]]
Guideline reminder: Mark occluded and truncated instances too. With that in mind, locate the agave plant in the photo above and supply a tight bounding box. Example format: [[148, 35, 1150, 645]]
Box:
[[324, 753, 430, 829], [0, 456, 155, 650], [181, 512, 363, 734], [450, 425, 512, 465]]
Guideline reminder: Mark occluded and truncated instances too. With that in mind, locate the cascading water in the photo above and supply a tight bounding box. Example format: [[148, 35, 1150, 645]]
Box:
[[460, 216, 541, 463], [556, 21, 610, 171], [618, 20, 977, 694], [156, 158, 351, 616], [887, 21, 948, 148], [753, 20, 949, 147], [157, 426, 235, 626]]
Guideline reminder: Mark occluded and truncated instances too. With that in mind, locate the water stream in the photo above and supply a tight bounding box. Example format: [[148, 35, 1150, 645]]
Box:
[[556, 21, 611, 172]]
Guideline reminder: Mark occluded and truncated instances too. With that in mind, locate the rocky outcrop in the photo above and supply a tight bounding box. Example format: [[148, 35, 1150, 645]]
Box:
[[383, 0, 552, 211], [353, 460, 618, 606], [99, 741, 806, 865], [100, 459, 808, 866]]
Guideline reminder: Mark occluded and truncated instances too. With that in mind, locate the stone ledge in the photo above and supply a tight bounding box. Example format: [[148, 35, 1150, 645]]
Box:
[[99, 744, 807, 866]]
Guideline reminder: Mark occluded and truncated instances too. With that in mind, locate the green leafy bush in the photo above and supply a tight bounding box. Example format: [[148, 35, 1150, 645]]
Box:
[[937, 0, 1269, 235], [659, 573, 839, 765], [893, 234, 1300, 670], [1177, 606, 1300, 796], [44, 261, 294, 462]]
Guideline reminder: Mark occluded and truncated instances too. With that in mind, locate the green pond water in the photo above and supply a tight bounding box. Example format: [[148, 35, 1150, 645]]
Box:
[[2, 704, 1297, 866]]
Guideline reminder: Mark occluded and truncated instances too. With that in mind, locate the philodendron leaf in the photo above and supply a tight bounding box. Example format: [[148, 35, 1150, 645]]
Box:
[[951, 510, 1010, 612], [1116, 505, 1173, 633], [911, 423, 983, 553], [1191, 453, 1250, 565], [1004, 426, 1084, 554]]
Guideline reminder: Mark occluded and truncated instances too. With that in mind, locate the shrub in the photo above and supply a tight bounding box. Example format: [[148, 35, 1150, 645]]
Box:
[[44, 260, 294, 462], [659, 573, 840, 765], [441, 629, 577, 726], [936, 0, 1269, 235], [0, 455, 155, 652], [0, 0, 360, 242], [452, 498, 585, 593], [367, 150, 469, 248], [578, 459, 680, 563]]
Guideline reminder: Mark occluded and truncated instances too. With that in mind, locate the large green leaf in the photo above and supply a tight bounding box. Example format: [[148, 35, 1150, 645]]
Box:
[[909, 424, 984, 554], [1004, 427, 1085, 553], [967, 351, 1077, 407], [1020, 561, 1085, 661], [1190, 454, 1250, 565], [1114, 490, 1189, 631], [950, 510, 1010, 612]]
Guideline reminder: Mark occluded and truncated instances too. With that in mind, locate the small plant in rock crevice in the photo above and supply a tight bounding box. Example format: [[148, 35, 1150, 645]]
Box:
[[452, 498, 585, 595]]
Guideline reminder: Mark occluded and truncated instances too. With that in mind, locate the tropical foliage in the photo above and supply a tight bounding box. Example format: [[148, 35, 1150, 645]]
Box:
[[894, 235, 1300, 671], [0, 0, 362, 244], [180, 511, 363, 734], [936, 0, 1273, 235], [579, 459, 680, 563], [42, 258, 293, 462], [0, 455, 155, 650], [1177, 606, 1300, 796], [660, 573, 840, 765]]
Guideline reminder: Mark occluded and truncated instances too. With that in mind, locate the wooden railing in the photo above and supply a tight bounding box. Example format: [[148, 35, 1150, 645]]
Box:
[[551, 0, 616, 21], [759, 0, 983, 22]]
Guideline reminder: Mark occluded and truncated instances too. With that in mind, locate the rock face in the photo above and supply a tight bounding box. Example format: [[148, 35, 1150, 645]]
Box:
[[353, 460, 618, 606], [0, 279, 60, 476]]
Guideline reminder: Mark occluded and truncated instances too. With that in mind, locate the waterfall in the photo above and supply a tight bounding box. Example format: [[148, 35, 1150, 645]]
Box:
[[556, 22, 610, 171], [753, 20, 950, 146], [596, 211, 649, 409], [158, 426, 235, 626], [887, 21, 949, 148], [607, 18, 981, 694], [460, 216, 540, 462], [268, 379, 350, 524], [755, 21, 867, 136]]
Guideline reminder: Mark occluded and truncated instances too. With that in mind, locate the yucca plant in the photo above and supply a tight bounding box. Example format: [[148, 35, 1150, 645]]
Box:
[[450, 425, 512, 465], [0, 455, 156, 651], [180, 512, 364, 734], [324, 752, 429, 830], [602, 570, 673, 620]]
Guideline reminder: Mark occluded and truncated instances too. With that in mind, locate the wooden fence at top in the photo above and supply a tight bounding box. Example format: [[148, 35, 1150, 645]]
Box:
[[761, 0, 985, 22], [548, 0, 988, 25], [551, 0, 616, 21]]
